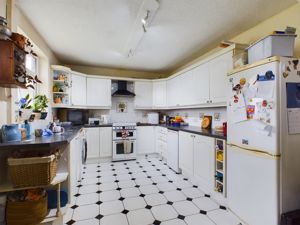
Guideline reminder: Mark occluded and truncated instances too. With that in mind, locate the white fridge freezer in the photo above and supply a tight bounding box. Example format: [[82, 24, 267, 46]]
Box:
[[227, 56, 300, 225]]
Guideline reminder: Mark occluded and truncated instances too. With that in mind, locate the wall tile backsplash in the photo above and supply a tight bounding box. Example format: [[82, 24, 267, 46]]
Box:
[[166, 107, 227, 128], [89, 96, 227, 128], [89, 97, 151, 123]]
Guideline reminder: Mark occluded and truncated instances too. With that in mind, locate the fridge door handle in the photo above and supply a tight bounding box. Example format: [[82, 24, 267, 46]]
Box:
[[227, 143, 281, 159]]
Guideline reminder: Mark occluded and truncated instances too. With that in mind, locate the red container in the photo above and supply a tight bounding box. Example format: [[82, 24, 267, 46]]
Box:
[[223, 122, 227, 136]]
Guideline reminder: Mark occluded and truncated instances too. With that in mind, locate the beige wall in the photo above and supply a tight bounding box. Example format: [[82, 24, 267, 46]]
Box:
[[0, 0, 59, 125], [67, 65, 167, 79], [172, 2, 300, 74]]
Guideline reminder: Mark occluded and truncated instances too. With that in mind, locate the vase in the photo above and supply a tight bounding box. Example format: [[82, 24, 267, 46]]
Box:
[[19, 109, 32, 121]]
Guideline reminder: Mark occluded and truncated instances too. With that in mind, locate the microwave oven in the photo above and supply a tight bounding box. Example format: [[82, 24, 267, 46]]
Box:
[[67, 109, 88, 125]]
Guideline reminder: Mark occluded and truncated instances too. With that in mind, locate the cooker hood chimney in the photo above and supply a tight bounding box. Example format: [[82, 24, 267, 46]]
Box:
[[112, 80, 136, 97]]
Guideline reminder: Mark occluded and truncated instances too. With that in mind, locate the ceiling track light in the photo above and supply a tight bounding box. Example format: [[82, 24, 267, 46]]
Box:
[[122, 0, 160, 57], [142, 10, 150, 33]]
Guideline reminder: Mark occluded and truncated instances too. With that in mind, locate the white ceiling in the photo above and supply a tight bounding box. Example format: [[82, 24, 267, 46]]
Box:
[[16, 0, 297, 73]]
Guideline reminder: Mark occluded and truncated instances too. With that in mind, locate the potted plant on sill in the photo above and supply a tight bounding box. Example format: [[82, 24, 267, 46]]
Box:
[[19, 94, 33, 120], [32, 94, 49, 120]]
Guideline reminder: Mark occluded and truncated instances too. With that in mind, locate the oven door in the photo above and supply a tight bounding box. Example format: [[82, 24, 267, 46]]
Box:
[[113, 130, 136, 140], [113, 140, 136, 161]]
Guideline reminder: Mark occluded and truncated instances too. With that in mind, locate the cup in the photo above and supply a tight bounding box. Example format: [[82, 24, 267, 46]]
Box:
[[35, 129, 43, 137]]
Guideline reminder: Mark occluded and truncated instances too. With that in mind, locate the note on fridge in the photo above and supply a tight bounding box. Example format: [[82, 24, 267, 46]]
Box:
[[230, 94, 247, 124], [256, 80, 275, 99]]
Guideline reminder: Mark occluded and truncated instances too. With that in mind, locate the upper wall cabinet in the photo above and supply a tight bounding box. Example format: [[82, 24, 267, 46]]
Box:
[[71, 73, 86, 106], [135, 81, 153, 109], [208, 51, 233, 104], [86, 77, 111, 108], [153, 80, 167, 108]]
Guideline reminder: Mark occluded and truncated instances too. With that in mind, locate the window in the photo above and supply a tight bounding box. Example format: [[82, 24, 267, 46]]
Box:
[[25, 54, 38, 74]]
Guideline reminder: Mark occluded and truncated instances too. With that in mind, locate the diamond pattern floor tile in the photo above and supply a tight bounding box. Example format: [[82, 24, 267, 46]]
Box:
[[67, 157, 244, 225]]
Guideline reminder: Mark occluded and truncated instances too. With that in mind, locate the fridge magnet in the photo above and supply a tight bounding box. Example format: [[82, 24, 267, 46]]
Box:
[[233, 95, 239, 103], [239, 78, 246, 85], [262, 100, 268, 107], [297, 71, 300, 76], [117, 102, 127, 113], [283, 71, 289, 78], [246, 105, 255, 119], [232, 84, 242, 94], [288, 60, 292, 65], [286, 66, 291, 72], [264, 125, 273, 137], [292, 60, 299, 70]]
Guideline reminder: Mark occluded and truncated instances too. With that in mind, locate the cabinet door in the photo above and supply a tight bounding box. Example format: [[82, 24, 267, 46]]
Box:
[[193, 63, 210, 104], [100, 127, 112, 158], [194, 135, 214, 188], [135, 81, 153, 108], [71, 73, 86, 106], [86, 77, 111, 107], [209, 51, 233, 104], [179, 131, 194, 177], [86, 128, 100, 159], [153, 81, 167, 108], [69, 136, 79, 204], [137, 126, 155, 154]]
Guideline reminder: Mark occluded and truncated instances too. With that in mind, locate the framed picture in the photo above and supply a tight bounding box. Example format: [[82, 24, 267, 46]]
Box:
[[117, 102, 127, 113]]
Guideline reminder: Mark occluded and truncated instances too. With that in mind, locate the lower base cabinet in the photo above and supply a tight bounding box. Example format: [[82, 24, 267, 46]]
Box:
[[179, 131, 214, 189], [86, 127, 112, 159]]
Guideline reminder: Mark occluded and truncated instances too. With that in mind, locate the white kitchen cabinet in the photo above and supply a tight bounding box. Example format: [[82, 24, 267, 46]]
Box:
[[100, 127, 112, 158], [167, 76, 182, 107], [194, 135, 214, 189], [137, 126, 155, 155], [71, 73, 86, 106], [86, 77, 111, 108], [179, 131, 215, 189], [69, 135, 81, 204], [208, 51, 233, 104], [135, 81, 153, 108], [179, 131, 194, 177], [155, 126, 167, 159], [153, 80, 167, 108], [86, 127, 112, 159], [193, 63, 210, 104], [86, 127, 101, 159]]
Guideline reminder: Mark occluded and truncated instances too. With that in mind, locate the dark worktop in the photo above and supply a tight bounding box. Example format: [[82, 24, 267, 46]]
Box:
[[138, 123, 226, 140], [83, 123, 113, 128], [0, 126, 83, 150]]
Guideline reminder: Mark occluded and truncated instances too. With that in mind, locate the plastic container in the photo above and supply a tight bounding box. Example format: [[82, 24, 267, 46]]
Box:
[[247, 34, 296, 64]]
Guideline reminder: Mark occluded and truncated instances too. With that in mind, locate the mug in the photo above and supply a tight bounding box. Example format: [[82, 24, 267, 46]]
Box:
[[35, 129, 43, 137], [53, 126, 64, 133]]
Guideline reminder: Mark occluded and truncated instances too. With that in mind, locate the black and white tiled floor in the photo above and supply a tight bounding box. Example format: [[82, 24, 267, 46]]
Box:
[[64, 157, 243, 225]]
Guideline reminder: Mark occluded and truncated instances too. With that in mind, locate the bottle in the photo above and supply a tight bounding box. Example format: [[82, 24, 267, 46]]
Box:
[[23, 120, 31, 139]]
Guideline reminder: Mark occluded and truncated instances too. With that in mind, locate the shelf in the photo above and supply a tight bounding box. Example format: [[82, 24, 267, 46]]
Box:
[[53, 92, 68, 94], [53, 80, 67, 83], [216, 159, 223, 163], [41, 204, 69, 223], [216, 169, 223, 174], [52, 104, 70, 108], [216, 180, 223, 185], [0, 172, 68, 193]]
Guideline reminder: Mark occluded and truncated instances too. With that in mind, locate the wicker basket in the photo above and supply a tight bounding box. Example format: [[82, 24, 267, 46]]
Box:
[[6, 193, 48, 225], [8, 154, 58, 187]]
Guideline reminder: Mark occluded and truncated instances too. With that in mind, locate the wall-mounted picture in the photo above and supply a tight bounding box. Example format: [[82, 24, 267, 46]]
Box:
[[117, 102, 127, 113]]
